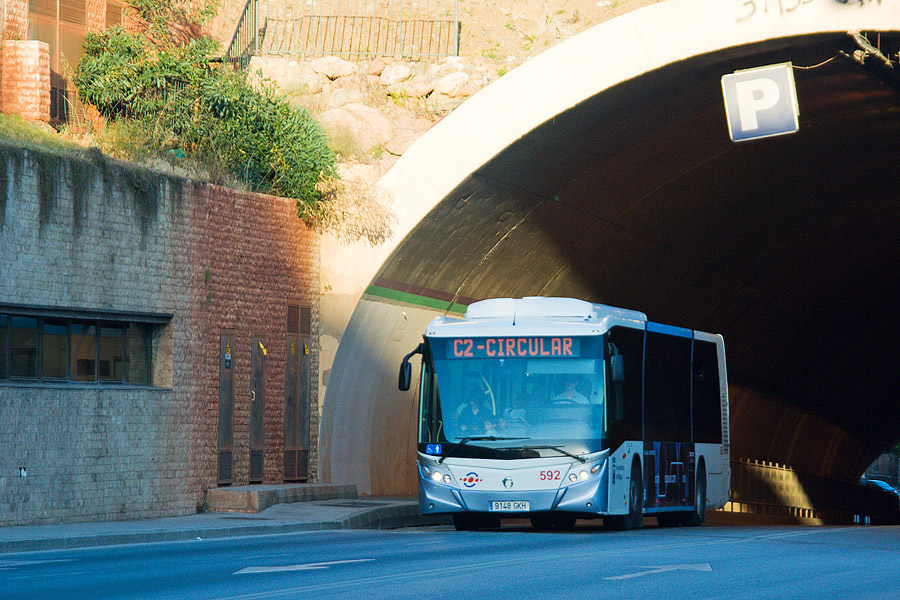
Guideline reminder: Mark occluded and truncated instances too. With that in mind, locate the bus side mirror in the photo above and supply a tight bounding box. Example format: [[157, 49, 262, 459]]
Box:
[[398, 343, 424, 391], [399, 361, 412, 391], [610, 354, 624, 383]]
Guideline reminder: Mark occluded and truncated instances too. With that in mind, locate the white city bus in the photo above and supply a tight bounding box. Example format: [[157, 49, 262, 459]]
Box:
[[399, 297, 730, 531]]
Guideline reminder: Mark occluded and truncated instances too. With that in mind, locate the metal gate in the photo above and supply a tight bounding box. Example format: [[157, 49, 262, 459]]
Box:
[[284, 306, 311, 481], [250, 336, 266, 483], [226, 0, 458, 67], [218, 333, 235, 485]]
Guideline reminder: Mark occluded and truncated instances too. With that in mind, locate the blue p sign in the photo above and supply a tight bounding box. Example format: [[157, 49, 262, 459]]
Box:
[[721, 62, 799, 142]]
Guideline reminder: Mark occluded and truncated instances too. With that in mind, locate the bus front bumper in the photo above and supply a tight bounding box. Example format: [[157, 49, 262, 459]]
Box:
[[418, 472, 609, 516]]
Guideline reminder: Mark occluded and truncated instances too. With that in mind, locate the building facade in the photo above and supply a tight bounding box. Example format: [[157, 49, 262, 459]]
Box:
[[0, 144, 319, 525], [1, 0, 124, 122]]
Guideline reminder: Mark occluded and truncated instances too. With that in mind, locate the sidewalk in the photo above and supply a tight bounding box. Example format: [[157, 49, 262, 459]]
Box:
[[0, 486, 449, 555]]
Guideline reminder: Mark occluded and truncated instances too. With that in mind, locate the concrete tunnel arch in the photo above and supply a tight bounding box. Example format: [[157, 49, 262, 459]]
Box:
[[319, 0, 900, 498]]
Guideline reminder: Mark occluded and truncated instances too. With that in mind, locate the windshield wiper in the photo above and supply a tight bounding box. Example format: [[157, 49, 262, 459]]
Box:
[[513, 444, 587, 463], [437, 436, 528, 464]]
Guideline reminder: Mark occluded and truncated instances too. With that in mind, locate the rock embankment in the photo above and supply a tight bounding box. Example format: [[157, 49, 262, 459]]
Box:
[[249, 53, 502, 167]]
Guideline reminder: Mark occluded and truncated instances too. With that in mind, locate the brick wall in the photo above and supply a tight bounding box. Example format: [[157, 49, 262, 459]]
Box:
[[2, 0, 28, 41], [0, 146, 320, 525], [0, 40, 51, 121]]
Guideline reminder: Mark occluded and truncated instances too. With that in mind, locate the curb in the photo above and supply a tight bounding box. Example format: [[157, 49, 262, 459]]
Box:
[[0, 502, 448, 555]]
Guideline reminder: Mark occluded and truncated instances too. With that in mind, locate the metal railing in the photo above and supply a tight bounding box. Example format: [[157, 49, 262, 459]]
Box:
[[723, 458, 900, 525], [225, 0, 458, 67], [225, 0, 260, 69]]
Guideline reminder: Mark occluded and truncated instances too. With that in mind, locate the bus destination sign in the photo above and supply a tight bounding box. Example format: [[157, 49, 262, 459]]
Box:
[[447, 337, 580, 359]]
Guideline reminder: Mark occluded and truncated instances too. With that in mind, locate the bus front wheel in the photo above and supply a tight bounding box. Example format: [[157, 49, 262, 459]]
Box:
[[605, 461, 643, 530]]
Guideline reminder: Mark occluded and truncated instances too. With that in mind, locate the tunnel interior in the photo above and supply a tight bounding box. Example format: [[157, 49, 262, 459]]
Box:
[[372, 31, 900, 482]]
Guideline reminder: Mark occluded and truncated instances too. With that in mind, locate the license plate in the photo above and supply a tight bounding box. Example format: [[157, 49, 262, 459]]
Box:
[[489, 500, 529, 512]]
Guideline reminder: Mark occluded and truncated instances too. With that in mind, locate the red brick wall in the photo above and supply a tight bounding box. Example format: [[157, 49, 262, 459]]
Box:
[[0, 40, 50, 121], [175, 183, 320, 489]]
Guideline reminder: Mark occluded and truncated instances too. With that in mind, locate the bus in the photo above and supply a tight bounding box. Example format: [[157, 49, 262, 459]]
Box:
[[398, 297, 730, 531]]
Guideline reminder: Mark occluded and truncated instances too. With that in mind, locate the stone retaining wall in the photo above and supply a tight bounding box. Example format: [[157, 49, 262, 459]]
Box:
[[0, 146, 320, 525]]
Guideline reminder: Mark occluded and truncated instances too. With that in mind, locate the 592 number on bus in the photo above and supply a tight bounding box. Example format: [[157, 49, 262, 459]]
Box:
[[539, 470, 561, 481]]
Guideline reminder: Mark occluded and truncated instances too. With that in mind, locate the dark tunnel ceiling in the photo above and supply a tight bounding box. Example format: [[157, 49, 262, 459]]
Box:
[[378, 31, 900, 454]]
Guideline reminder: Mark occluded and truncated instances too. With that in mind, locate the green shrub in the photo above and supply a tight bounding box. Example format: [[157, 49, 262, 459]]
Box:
[[74, 26, 336, 219]]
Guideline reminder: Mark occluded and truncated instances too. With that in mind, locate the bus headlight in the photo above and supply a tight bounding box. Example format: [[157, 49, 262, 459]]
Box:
[[421, 463, 455, 487], [564, 462, 602, 486]]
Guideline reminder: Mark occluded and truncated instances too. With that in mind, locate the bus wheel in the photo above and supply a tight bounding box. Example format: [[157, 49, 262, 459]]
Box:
[[605, 461, 643, 530], [682, 464, 707, 526], [628, 461, 644, 529]]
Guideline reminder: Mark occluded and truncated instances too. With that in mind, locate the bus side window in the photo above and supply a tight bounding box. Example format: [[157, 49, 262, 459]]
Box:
[[693, 340, 722, 443], [644, 331, 692, 442], [606, 326, 644, 447]]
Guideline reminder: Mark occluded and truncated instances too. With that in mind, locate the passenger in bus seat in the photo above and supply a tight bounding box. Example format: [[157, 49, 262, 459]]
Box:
[[457, 394, 487, 434], [484, 417, 507, 436]]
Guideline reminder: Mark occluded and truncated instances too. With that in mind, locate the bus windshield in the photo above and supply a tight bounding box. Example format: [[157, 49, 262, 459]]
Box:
[[420, 335, 607, 457]]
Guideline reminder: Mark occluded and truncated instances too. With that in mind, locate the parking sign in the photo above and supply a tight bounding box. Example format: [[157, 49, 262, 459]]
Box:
[[721, 62, 799, 142]]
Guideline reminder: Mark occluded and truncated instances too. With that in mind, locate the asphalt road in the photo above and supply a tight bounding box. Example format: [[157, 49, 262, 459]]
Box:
[[3, 522, 898, 600]]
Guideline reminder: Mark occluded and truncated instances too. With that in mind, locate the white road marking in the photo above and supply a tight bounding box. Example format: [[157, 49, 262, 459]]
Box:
[[0, 559, 75, 570], [234, 558, 374, 575], [605, 563, 713, 580]]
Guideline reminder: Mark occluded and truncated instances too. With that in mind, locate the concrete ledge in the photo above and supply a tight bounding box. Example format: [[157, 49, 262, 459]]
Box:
[[337, 502, 451, 530], [207, 484, 358, 513]]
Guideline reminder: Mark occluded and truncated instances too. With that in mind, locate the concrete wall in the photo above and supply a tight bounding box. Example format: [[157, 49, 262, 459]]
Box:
[[0, 146, 320, 525]]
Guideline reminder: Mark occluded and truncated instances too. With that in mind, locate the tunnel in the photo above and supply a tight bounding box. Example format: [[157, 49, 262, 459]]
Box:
[[318, 0, 900, 514]]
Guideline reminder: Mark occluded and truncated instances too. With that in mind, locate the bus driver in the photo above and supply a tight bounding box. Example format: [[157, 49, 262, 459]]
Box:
[[554, 376, 588, 404]]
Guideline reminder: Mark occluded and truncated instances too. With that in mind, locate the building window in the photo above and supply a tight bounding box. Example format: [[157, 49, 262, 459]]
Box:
[[0, 308, 166, 385], [10, 317, 38, 378], [42, 318, 68, 379], [125, 323, 152, 384], [71, 321, 96, 381], [0, 315, 7, 380], [29, 0, 87, 123]]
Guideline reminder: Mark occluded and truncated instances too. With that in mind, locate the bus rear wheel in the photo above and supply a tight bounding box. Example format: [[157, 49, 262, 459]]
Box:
[[681, 464, 706, 526]]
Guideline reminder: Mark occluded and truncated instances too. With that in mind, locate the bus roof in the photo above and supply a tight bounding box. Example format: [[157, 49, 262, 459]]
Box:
[[425, 297, 648, 337]]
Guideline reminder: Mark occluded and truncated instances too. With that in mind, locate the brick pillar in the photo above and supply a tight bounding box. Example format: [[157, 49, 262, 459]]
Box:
[[3, 0, 28, 41], [1, 41, 52, 122]]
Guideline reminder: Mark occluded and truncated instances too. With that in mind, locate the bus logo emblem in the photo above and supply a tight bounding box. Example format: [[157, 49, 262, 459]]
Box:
[[462, 473, 482, 487], [502, 477, 514, 489]]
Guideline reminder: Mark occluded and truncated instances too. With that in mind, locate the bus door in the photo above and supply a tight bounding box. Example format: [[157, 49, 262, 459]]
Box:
[[644, 441, 693, 509]]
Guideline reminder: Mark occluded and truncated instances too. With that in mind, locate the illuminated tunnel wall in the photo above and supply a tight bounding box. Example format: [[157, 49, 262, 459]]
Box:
[[319, 0, 900, 498]]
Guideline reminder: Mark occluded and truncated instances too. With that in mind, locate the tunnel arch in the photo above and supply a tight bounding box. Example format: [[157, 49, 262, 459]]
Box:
[[319, 0, 900, 496]]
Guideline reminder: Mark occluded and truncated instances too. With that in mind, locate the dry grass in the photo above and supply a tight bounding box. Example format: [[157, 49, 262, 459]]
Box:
[[314, 173, 397, 246]]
